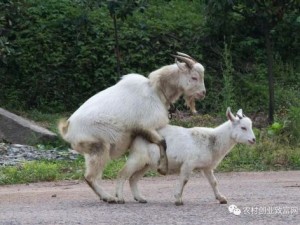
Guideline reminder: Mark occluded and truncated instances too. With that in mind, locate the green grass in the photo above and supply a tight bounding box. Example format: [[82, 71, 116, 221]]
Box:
[[0, 158, 84, 185], [217, 144, 300, 172], [0, 155, 158, 185]]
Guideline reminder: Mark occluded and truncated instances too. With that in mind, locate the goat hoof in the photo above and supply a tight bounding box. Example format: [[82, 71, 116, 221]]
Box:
[[134, 197, 147, 203], [103, 197, 117, 204], [219, 199, 228, 204], [139, 199, 148, 204], [175, 201, 184, 206], [217, 196, 227, 204], [107, 200, 117, 204], [157, 168, 167, 175], [117, 199, 125, 204]]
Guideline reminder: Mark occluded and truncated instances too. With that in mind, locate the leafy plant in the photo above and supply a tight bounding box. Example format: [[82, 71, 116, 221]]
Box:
[[283, 106, 300, 146], [221, 39, 236, 111], [0, 0, 299, 118], [268, 122, 284, 136]]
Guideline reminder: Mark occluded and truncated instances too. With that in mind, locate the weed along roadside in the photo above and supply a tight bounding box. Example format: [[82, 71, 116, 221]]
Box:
[[0, 142, 128, 185], [0, 112, 299, 185]]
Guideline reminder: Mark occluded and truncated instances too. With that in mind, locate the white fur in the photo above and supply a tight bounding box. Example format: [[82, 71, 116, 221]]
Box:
[[115, 108, 256, 205], [58, 56, 206, 203], [64, 74, 168, 146]]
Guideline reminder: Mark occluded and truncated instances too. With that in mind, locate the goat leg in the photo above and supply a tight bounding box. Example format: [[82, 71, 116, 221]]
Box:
[[157, 139, 168, 175], [203, 169, 227, 204], [133, 129, 168, 175]]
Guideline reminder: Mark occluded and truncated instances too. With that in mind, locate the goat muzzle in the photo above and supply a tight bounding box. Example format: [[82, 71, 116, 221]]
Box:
[[195, 91, 206, 100]]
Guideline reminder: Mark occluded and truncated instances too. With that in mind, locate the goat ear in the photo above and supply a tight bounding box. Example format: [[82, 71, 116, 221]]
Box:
[[226, 107, 236, 122], [236, 109, 244, 119]]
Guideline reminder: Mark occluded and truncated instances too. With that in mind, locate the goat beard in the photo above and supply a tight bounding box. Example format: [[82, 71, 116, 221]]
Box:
[[184, 95, 197, 114]]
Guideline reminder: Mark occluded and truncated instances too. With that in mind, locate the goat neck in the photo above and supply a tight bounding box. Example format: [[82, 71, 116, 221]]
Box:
[[211, 120, 237, 158], [157, 82, 183, 108], [149, 65, 183, 108]]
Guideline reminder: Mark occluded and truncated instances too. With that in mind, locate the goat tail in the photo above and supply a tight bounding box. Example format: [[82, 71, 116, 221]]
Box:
[[58, 118, 69, 139]]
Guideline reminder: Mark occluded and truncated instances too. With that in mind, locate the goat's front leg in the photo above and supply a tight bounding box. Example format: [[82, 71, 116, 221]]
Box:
[[136, 129, 168, 175], [203, 169, 227, 204], [174, 164, 192, 206], [157, 138, 168, 176], [184, 95, 197, 114]]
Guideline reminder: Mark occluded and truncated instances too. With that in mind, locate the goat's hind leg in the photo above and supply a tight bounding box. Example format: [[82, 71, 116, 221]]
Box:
[[129, 165, 150, 203], [115, 157, 148, 204], [115, 163, 136, 204], [84, 142, 117, 203]]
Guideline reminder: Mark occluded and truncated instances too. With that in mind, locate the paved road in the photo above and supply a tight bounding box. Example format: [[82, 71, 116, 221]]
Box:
[[1, 171, 300, 225]]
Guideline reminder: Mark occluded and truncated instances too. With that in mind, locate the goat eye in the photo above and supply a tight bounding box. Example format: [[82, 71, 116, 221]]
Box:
[[192, 77, 198, 81], [241, 127, 247, 131]]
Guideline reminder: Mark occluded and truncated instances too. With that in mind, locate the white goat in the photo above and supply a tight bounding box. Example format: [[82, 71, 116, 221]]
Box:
[[115, 108, 256, 205], [58, 52, 206, 203]]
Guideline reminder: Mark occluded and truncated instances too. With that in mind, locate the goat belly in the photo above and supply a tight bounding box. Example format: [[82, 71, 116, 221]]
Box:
[[166, 160, 182, 174]]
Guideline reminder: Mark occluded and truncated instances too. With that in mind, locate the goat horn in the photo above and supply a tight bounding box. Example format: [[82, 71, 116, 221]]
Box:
[[171, 54, 195, 69], [173, 58, 184, 71], [176, 52, 197, 63]]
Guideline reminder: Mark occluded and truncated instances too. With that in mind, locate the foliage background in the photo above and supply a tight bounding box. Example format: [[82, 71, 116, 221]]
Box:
[[1, 0, 299, 114], [0, 0, 299, 144]]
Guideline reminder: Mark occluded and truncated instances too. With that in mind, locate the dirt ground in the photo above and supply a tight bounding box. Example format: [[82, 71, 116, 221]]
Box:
[[1, 171, 300, 225]]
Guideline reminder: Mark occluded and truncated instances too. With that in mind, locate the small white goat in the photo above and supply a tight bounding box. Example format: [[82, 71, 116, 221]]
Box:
[[115, 108, 256, 205], [58, 52, 206, 203]]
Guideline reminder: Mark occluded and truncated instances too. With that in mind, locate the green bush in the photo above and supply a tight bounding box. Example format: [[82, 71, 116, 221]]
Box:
[[0, 0, 299, 117], [0, 0, 206, 112], [283, 107, 300, 146]]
